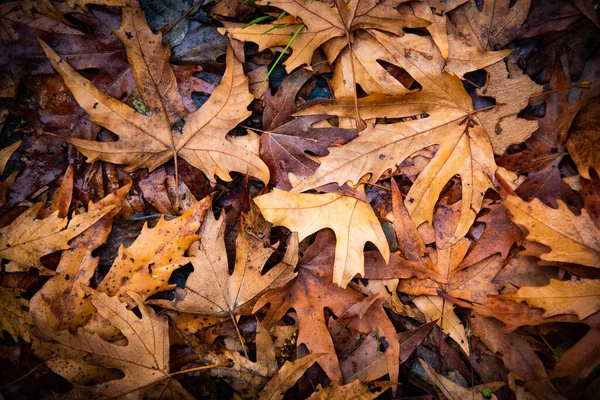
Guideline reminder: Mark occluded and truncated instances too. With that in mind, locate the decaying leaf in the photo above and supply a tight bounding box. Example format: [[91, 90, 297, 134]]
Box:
[[0, 286, 30, 342], [260, 354, 324, 400], [29, 184, 130, 332], [419, 359, 505, 400], [308, 380, 396, 399], [503, 193, 600, 268], [496, 278, 600, 320], [39, 1, 269, 184], [32, 288, 192, 398]]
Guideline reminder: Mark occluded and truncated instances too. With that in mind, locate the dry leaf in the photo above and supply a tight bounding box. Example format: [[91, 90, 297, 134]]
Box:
[[0, 286, 30, 342], [32, 287, 192, 398], [39, 1, 268, 184], [496, 278, 600, 320], [476, 61, 542, 154], [0, 200, 115, 272], [293, 31, 508, 241], [503, 193, 600, 268], [260, 353, 323, 400], [222, 0, 428, 73], [151, 207, 298, 315], [28, 184, 130, 332], [254, 188, 389, 288], [97, 196, 211, 305], [413, 295, 470, 355], [419, 359, 505, 400], [0, 140, 20, 175], [308, 380, 396, 399]]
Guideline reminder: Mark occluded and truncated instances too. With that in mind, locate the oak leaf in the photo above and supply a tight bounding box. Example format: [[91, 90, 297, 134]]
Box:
[[97, 196, 211, 305], [496, 278, 600, 320], [254, 188, 389, 288], [39, 1, 269, 184], [32, 287, 192, 399], [0, 200, 115, 272], [151, 206, 299, 316], [0, 286, 30, 342], [503, 193, 600, 268]]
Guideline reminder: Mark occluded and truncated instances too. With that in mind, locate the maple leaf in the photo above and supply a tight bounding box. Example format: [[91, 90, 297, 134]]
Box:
[[503, 192, 600, 268], [0, 286, 30, 342], [496, 278, 600, 320], [253, 230, 399, 385], [28, 183, 130, 332], [259, 68, 358, 190], [293, 33, 510, 241], [0, 199, 115, 272], [97, 196, 212, 305], [38, 1, 269, 184], [32, 287, 192, 399], [151, 205, 299, 316], [222, 0, 429, 73], [254, 188, 389, 288]]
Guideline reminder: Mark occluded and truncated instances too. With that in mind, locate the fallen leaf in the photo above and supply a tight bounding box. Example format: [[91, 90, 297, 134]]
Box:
[[39, 1, 269, 184], [222, 0, 428, 73], [308, 380, 396, 399], [151, 206, 299, 316], [496, 278, 600, 320], [567, 100, 600, 179], [0, 200, 115, 272], [0, 140, 20, 175], [419, 359, 505, 400], [471, 315, 547, 381], [413, 295, 470, 356], [254, 188, 389, 288], [476, 61, 542, 155], [32, 287, 192, 398], [97, 196, 211, 305], [28, 184, 130, 332], [293, 31, 508, 241], [260, 353, 324, 400], [503, 193, 600, 268], [0, 286, 30, 342]]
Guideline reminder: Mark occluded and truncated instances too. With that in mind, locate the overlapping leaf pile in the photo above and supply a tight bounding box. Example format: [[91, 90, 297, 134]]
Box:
[[1, 0, 600, 399]]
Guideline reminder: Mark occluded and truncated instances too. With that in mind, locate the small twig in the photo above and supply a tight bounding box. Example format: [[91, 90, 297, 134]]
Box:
[[230, 312, 249, 359], [161, 0, 204, 35], [357, 179, 392, 191], [0, 358, 52, 389], [167, 362, 230, 377], [529, 82, 591, 99]]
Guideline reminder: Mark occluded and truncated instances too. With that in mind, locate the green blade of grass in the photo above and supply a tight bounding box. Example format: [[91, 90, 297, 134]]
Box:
[[261, 23, 305, 89], [261, 23, 291, 35], [242, 15, 272, 29]]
